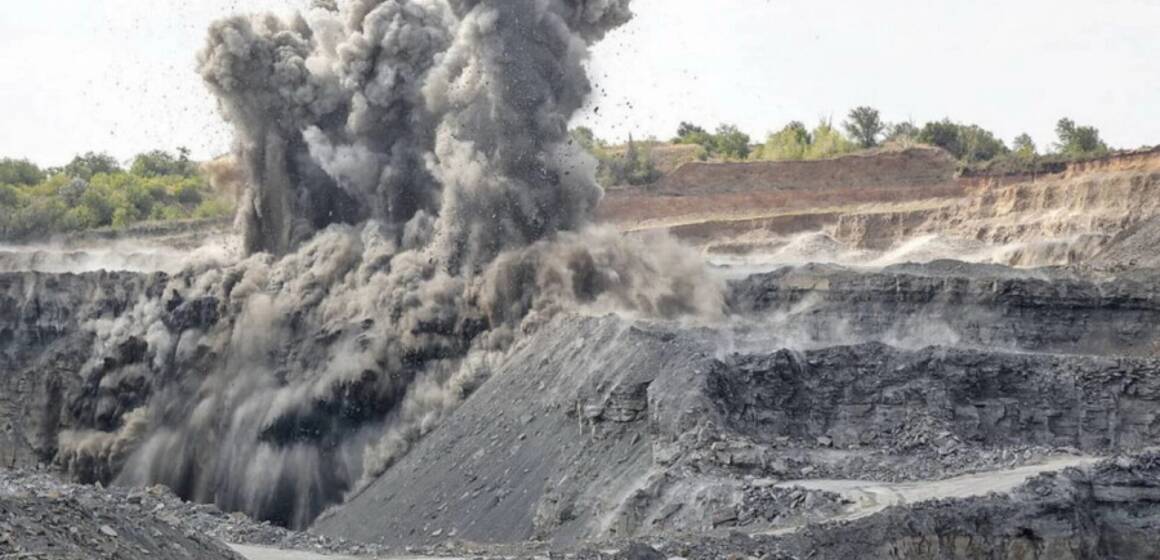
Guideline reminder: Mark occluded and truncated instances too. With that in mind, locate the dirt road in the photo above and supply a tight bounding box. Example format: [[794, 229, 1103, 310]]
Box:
[[229, 544, 465, 560], [765, 455, 1103, 533]]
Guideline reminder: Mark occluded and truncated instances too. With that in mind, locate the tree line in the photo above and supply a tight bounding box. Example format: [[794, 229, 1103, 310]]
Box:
[[575, 107, 1125, 185], [0, 149, 234, 241]]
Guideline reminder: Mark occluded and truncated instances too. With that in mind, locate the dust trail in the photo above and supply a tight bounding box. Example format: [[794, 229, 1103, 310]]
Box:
[[55, 0, 724, 529]]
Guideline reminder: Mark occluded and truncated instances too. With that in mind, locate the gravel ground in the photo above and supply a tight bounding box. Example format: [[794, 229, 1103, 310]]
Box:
[[0, 469, 411, 558]]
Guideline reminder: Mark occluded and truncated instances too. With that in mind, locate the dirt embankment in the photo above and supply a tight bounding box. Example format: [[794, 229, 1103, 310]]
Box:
[[835, 148, 1160, 253], [597, 147, 962, 231], [600, 146, 1160, 269]]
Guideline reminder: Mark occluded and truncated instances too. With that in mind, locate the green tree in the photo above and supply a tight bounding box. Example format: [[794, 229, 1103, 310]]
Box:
[[917, 120, 1008, 162], [0, 158, 45, 186], [918, 119, 965, 158], [172, 178, 205, 206], [570, 127, 599, 151], [0, 183, 26, 207], [1013, 133, 1037, 159], [63, 152, 121, 180], [753, 121, 811, 161], [843, 106, 884, 149], [958, 125, 1009, 162], [674, 122, 716, 154], [805, 120, 858, 160], [58, 178, 88, 207], [713, 124, 751, 160], [886, 121, 920, 143], [1055, 118, 1109, 156], [130, 147, 197, 177], [675, 122, 708, 140], [622, 136, 661, 185]]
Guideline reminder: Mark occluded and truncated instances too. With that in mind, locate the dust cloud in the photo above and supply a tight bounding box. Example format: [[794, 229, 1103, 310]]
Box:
[[55, 0, 725, 529]]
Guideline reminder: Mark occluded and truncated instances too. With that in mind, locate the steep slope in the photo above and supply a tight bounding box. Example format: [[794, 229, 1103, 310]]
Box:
[[834, 150, 1160, 254], [313, 316, 717, 545], [315, 308, 1160, 547], [728, 263, 1160, 356], [0, 271, 163, 468], [602, 146, 1160, 270]]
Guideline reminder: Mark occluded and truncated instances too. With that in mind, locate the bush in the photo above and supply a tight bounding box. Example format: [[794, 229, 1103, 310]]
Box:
[[1013, 133, 1037, 159], [805, 120, 858, 160], [131, 148, 199, 178], [1055, 118, 1109, 156], [754, 122, 811, 161], [918, 119, 1009, 162], [0, 158, 45, 186], [673, 122, 751, 160], [886, 121, 920, 144], [751, 120, 858, 162], [0, 183, 25, 207], [63, 152, 121, 181], [713, 124, 751, 160], [594, 136, 662, 187]]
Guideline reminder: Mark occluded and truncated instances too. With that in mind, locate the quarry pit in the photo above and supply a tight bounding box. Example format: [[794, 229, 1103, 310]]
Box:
[[5, 143, 1160, 560], [3, 2, 1160, 559]]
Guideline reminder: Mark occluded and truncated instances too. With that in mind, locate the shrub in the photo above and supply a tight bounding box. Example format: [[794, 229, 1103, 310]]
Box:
[[918, 119, 1008, 162], [1055, 118, 1109, 156], [0, 158, 45, 186], [805, 120, 858, 160]]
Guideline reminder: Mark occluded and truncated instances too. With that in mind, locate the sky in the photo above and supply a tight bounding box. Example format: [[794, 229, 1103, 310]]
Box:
[[1, 0, 1158, 166]]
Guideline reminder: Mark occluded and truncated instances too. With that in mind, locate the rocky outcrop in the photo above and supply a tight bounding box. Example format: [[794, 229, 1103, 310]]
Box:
[[313, 311, 1160, 548], [0, 271, 163, 468], [728, 263, 1160, 356], [704, 344, 1160, 452]]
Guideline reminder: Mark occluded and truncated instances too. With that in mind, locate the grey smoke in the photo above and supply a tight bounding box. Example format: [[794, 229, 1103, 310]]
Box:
[[54, 0, 726, 530]]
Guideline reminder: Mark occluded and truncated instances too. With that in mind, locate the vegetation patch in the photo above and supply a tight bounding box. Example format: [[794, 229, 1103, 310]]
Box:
[[0, 149, 234, 241]]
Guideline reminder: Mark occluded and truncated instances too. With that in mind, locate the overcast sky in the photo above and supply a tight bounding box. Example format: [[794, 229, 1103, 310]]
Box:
[[1, 0, 1158, 166]]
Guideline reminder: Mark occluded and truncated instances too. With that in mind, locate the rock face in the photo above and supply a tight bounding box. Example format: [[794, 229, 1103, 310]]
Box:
[[313, 308, 1160, 547], [707, 344, 1160, 452], [6, 258, 1160, 556], [728, 263, 1160, 356], [6, 217, 1160, 559], [0, 271, 163, 469]]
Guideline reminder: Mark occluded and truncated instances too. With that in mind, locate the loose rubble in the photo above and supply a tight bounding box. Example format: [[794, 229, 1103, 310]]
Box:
[[0, 469, 392, 558]]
